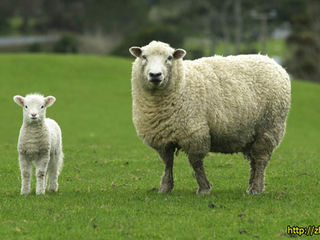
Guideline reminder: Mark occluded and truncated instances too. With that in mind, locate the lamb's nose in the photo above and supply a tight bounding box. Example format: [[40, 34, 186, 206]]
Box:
[[149, 72, 162, 78], [31, 113, 36, 117]]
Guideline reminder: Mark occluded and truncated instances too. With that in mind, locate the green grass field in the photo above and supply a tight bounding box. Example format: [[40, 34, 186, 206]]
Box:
[[0, 54, 319, 239]]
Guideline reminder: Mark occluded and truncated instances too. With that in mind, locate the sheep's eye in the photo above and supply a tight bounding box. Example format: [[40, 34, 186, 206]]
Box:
[[142, 55, 147, 60], [25, 105, 28, 109], [41, 105, 44, 109], [167, 55, 173, 61]]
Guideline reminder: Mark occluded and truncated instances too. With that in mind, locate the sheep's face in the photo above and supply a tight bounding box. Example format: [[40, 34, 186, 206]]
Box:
[[14, 94, 56, 124], [130, 41, 186, 90]]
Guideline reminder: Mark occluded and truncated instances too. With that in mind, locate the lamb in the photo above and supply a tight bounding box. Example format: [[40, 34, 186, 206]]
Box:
[[13, 94, 63, 195], [129, 41, 291, 195]]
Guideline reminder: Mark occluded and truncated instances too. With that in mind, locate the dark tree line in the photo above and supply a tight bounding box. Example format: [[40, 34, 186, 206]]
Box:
[[0, 0, 151, 35], [286, 0, 320, 82], [0, 0, 318, 82], [0, 0, 307, 37]]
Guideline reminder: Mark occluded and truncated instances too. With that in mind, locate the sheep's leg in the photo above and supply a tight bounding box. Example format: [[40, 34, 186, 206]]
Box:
[[19, 154, 32, 195], [248, 159, 256, 186], [158, 146, 175, 193], [247, 134, 273, 195], [47, 153, 61, 192], [35, 155, 49, 195], [246, 156, 269, 194], [188, 154, 211, 194]]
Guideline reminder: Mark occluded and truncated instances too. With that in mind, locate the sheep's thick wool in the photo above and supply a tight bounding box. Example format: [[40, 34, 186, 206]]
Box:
[[130, 41, 291, 195]]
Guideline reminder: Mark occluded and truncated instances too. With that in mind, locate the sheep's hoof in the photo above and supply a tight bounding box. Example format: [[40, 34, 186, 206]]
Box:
[[158, 184, 173, 194], [197, 188, 211, 195], [246, 185, 264, 195]]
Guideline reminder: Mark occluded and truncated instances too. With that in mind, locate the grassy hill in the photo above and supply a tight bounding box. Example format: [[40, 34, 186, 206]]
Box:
[[0, 54, 319, 239]]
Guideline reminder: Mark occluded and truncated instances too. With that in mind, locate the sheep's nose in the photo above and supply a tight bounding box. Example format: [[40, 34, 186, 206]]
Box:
[[149, 72, 162, 78], [31, 113, 37, 117]]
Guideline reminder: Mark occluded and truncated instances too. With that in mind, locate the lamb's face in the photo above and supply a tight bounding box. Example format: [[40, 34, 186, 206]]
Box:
[[14, 94, 56, 124], [130, 41, 186, 90]]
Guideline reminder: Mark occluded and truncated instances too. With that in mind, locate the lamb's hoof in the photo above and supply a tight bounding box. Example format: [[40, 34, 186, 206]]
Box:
[[246, 185, 264, 195], [21, 190, 31, 195], [197, 188, 211, 195], [36, 189, 45, 195], [48, 184, 58, 193], [48, 188, 58, 193], [158, 184, 173, 194]]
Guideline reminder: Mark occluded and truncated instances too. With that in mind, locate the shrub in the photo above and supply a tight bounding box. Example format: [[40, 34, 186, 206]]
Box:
[[53, 34, 78, 53], [186, 48, 205, 60], [28, 43, 43, 52]]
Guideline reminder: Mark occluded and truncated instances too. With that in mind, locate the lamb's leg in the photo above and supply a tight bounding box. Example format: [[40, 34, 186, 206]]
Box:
[[19, 154, 32, 195], [158, 146, 175, 193], [188, 153, 211, 194], [47, 153, 61, 192], [35, 155, 49, 195]]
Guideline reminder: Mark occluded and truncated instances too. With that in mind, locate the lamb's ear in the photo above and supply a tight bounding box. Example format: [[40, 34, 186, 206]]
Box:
[[13, 95, 25, 107], [129, 47, 142, 58], [173, 49, 186, 59], [45, 96, 56, 107]]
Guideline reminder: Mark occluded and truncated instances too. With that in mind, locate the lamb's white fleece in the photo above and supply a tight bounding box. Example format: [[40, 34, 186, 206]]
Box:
[[14, 93, 63, 195]]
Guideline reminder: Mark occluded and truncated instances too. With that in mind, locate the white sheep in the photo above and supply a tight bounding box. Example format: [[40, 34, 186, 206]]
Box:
[[129, 41, 291, 195], [13, 94, 63, 195]]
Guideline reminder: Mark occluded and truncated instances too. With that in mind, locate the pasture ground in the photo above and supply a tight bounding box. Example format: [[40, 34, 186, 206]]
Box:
[[0, 54, 319, 239]]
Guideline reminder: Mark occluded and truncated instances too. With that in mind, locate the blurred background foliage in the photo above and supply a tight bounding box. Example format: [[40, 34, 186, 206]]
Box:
[[0, 0, 319, 82]]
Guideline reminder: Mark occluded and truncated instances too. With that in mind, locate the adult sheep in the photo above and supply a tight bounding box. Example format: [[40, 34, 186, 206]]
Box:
[[129, 41, 291, 195]]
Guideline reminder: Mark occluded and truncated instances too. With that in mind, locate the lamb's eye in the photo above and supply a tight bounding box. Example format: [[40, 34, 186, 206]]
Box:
[[167, 55, 173, 61], [142, 55, 147, 60], [41, 105, 44, 109], [25, 105, 28, 109]]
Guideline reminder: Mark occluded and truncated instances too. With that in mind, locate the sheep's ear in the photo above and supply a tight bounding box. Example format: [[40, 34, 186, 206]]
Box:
[[173, 49, 186, 59], [45, 96, 56, 107], [13, 95, 25, 107], [129, 47, 142, 58]]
